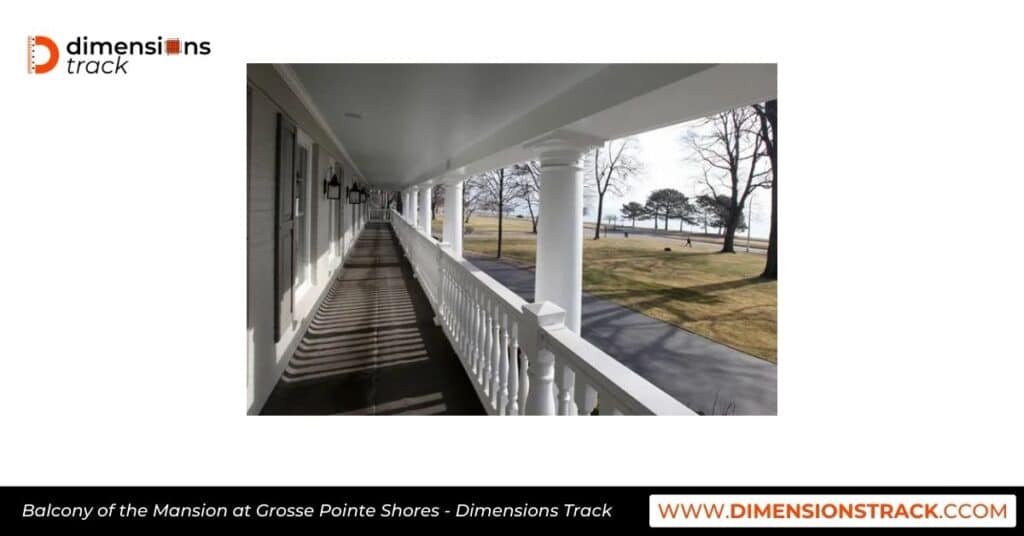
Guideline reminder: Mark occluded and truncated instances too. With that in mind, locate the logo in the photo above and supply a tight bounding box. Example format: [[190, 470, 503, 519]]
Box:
[[27, 36, 59, 74], [25, 35, 211, 75]]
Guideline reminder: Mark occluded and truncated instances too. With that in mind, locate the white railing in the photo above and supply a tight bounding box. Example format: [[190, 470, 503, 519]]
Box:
[[391, 210, 695, 416], [369, 208, 391, 222]]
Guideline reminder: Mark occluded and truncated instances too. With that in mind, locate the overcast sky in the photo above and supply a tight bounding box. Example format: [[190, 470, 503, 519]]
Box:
[[589, 119, 773, 239]]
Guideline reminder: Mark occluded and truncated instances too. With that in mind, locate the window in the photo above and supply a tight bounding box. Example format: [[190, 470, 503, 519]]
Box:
[[294, 143, 311, 289]]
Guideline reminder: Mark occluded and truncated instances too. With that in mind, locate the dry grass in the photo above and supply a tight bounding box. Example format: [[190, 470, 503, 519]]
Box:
[[453, 215, 777, 362]]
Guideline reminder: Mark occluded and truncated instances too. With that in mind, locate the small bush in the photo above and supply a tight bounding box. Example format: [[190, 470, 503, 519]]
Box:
[[464, 225, 475, 235]]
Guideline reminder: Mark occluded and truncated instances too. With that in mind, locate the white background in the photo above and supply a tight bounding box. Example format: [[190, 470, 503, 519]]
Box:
[[1, 1, 1022, 486]]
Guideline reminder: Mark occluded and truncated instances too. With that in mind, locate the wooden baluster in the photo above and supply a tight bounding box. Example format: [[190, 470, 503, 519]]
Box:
[[462, 283, 471, 361], [505, 319, 520, 416], [488, 301, 501, 408], [497, 310, 510, 415], [444, 265, 451, 329], [527, 347, 556, 416], [452, 273, 460, 337], [575, 378, 597, 416], [437, 257, 446, 322], [467, 284, 475, 371], [446, 263, 454, 331], [459, 282, 468, 364], [476, 294, 486, 390], [454, 278, 462, 351], [474, 287, 484, 383], [520, 302, 565, 416], [481, 297, 493, 397], [467, 285, 477, 373], [516, 334, 528, 416], [554, 359, 578, 416], [442, 259, 450, 324]]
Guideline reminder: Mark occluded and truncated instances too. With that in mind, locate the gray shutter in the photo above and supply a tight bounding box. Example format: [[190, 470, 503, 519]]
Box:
[[309, 144, 320, 285], [274, 113, 296, 341]]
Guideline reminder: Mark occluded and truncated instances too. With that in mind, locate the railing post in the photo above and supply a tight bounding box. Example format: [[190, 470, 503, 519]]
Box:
[[520, 302, 566, 416]]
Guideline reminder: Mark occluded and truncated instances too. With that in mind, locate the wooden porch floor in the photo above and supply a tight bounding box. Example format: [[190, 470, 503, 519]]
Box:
[[261, 223, 485, 415]]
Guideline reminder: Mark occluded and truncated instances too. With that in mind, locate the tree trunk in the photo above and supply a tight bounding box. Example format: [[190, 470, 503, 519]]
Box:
[[526, 199, 538, 234], [721, 221, 737, 253], [593, 191, 605, 240], [760, 99, 778, 279], [497, 173, 504, 258], [631, 216, 636, 228], [721, 198, 740, 253], [679, 218, 683, 232], [761, 176, 777, 278]]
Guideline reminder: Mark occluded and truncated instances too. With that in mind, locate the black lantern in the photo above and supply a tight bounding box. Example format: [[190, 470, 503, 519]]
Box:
[[323, 173, 342, 200], [346, 183, 368, 205]]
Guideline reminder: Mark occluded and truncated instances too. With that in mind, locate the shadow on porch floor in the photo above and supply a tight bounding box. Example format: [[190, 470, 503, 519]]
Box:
[[261, 223, 484, 415]]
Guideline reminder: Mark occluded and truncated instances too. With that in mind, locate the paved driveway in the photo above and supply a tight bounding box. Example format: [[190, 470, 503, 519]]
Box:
[[468, 257, 777, 415]]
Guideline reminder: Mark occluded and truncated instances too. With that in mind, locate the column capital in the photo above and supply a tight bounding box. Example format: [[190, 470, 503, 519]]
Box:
[[523, 129, 605, 166]]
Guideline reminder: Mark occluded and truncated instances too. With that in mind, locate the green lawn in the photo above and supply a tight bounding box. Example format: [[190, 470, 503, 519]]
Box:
[[448, 215, 777, 363]]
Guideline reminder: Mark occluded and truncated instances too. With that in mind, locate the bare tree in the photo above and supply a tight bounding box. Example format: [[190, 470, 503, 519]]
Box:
[[684, 108, 770, 253], [430, 186, 444, 222], [587, 138, 642, 240], [510, 161, 540, 233], [462, 177, 487, 224], [476, 167, 519, 258], [753, 100, 777, 279]]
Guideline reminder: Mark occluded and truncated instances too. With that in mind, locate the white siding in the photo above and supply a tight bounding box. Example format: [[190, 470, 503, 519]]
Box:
[[246, 65, 363, 414]]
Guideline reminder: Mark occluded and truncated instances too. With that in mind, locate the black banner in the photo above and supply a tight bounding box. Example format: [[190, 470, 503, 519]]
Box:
[[1, 487, 1019, 530]]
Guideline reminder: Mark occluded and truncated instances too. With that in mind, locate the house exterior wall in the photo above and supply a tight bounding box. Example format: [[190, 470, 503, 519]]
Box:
[[246, 65, 361, 414]]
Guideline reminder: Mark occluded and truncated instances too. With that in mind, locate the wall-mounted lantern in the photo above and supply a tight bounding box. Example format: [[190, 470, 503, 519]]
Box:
[[323, 172, 342, 200], [347, 183, 369, 205]]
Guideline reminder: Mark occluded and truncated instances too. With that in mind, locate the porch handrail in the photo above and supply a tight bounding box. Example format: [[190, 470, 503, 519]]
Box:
[[390, 209, 695, 416]]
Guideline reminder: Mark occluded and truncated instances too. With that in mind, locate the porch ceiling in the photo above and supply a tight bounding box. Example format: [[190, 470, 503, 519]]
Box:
[[291, 64, 604, 188], [289, 63, 777, 189]]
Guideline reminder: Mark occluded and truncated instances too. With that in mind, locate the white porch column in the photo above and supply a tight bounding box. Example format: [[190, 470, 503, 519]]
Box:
[[524, 130, 603, 334], [410, 188, 419, 226], [403, 190, 411, 219], [419, 183, 433, 236], [441, 177, 464, 257]]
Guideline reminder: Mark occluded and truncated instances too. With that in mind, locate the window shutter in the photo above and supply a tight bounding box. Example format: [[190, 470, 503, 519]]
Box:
[[274, 113, 296, 341]]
